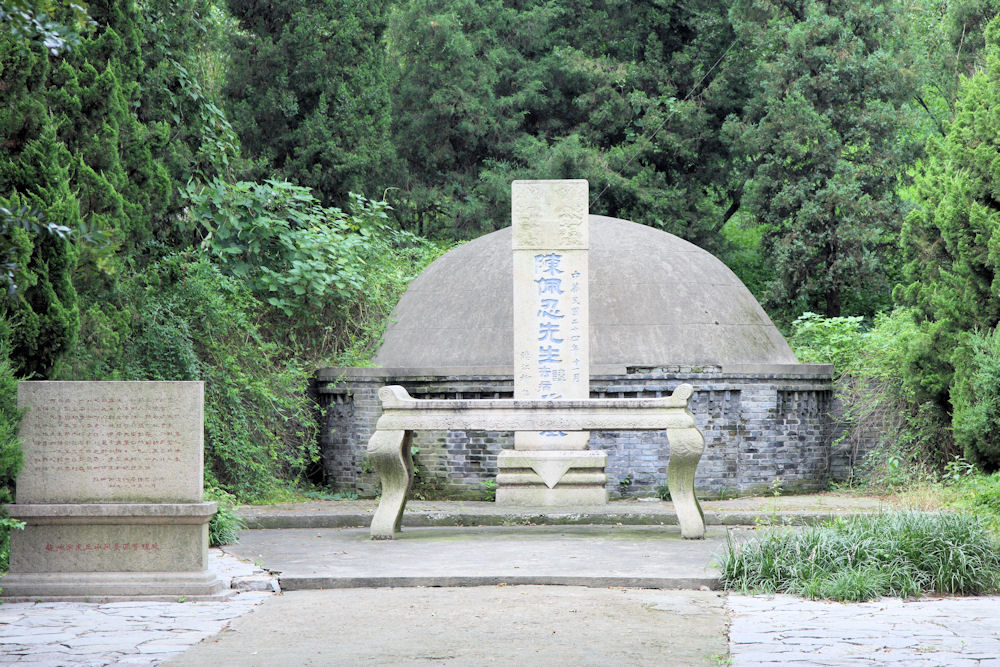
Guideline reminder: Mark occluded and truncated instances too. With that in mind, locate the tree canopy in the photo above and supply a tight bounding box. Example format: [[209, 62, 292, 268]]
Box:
[[5, 0, 1000, 495]]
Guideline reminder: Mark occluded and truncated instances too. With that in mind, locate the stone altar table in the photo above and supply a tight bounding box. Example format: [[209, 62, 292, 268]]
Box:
[[367, 383, 706, 539]]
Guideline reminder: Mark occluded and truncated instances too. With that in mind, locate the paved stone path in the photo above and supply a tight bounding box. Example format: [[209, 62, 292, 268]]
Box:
[[0, 551, 275, 666], [4, 584, 1000, 664], [728, 594, 1000, 666], [3, 538, 1000, 665]]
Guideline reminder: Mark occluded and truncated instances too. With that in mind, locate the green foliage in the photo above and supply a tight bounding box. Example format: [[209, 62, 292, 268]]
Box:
[[0, 205, 72, 294], [901, 0, 1000, 141], [899, 15, 1000, 471], [788, 312, 866, 377], [205, 486, 245, 546], [791, 310, 954, 487], [617, 473, 633, 498], [722, 512, 1000, 600], [0, 319, 24, 575], [0, 27, 85, 379], [945, 471, 1000, 534], [123, 256, 318, 501], [0, 0, 94, 55], [53, 254, 319, 502], [0, 60, 82, 376], [0, 515, 25, 574], [0, 318, 24, 505], [46, 2, 172, 256], [185, 178, 444, 363], [2, 0, 449, 507], [186, 180, 375, 314], [952, 328, 1000, 470], [387, 0, 747, 246], [719, 214, 770, 303], [224, 0, 393, 207], [137, 0, 242, 229], [728, 0, 917, 320]]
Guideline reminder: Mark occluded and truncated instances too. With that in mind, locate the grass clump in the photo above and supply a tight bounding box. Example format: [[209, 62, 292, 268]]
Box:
[[206, 486, 246, 547], [937, 471, 1000, 534], [721, 511, 1000, 601]]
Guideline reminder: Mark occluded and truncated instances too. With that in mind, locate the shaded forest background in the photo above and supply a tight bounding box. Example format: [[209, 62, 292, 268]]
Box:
[[4, 0, 1000, 511]]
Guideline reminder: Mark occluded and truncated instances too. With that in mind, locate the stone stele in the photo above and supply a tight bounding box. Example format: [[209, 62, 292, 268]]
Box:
[[1, 381, 226, 601], [498, 179, 607, 505]]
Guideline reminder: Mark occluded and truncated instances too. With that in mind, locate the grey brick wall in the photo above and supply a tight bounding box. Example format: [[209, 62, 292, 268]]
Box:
[[316, 367, 837, 499]]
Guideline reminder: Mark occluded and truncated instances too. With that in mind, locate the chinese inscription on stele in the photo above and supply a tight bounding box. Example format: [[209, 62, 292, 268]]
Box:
[[511, 179, 590, 451], [16, 381, 204, 503]]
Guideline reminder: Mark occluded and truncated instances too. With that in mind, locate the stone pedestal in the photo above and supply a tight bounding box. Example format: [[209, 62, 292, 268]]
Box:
[[2, 381, 227, 601], [495, 450, 608, 505], [2, 502, 223, 600]]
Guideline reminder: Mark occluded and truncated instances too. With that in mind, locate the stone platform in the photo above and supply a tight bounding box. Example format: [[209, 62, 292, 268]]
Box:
[[236, 493, 893, 530], [224, 524, 729, 591], [229, 494, 897, 592]]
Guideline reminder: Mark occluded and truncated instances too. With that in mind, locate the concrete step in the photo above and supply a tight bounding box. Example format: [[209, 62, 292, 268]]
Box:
[[224, 525, 738, 591]]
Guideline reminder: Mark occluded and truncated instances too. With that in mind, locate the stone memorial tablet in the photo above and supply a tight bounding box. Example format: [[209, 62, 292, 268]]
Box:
[[497, 180, 608, 505], [2, 382, 226, 601], [15, 381, 203, 503]]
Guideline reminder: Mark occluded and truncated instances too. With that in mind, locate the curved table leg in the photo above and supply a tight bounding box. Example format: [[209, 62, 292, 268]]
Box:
[[666, 426, 706, 539], [367, 429, 413, 539]]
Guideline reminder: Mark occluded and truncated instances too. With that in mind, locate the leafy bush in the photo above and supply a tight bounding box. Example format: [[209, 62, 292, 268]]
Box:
[[125, 255, 318, 501], [951, 328, 1000, 471], [205, 486, 245, 547], [790, 309, 954, 488], [53, 254, 318, 503], [0, 516, 25, 574], [788, 312, 866, 377], [944, 472, 1000, 535], [722, 512, 1000, 601], [184, 179, 444, 364]]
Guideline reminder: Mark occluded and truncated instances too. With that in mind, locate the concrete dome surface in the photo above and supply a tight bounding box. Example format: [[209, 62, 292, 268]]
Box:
[[375, 215, 797, 369]]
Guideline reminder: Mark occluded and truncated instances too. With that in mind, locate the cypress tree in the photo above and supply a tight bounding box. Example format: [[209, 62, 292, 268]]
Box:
[[138, 0, 242, 233], [224, 0, 393, 206], [49, 2, 171, 255], [729, 0, 917, 319], [387, 0, 747, 243], [0, 33, 80, 377], [899, 16, 1000, 469]]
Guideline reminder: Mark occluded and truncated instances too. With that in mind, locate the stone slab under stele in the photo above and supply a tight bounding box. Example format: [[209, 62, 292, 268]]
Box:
[[496, 450, 607, 488], [1, 501, 226, 600]]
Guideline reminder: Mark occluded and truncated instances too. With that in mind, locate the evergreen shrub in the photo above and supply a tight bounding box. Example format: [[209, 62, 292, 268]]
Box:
[[952, 328, 1000, 471]]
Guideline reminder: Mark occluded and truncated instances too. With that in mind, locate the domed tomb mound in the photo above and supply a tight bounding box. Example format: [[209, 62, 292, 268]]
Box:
[[375, 215, 797, 370]]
